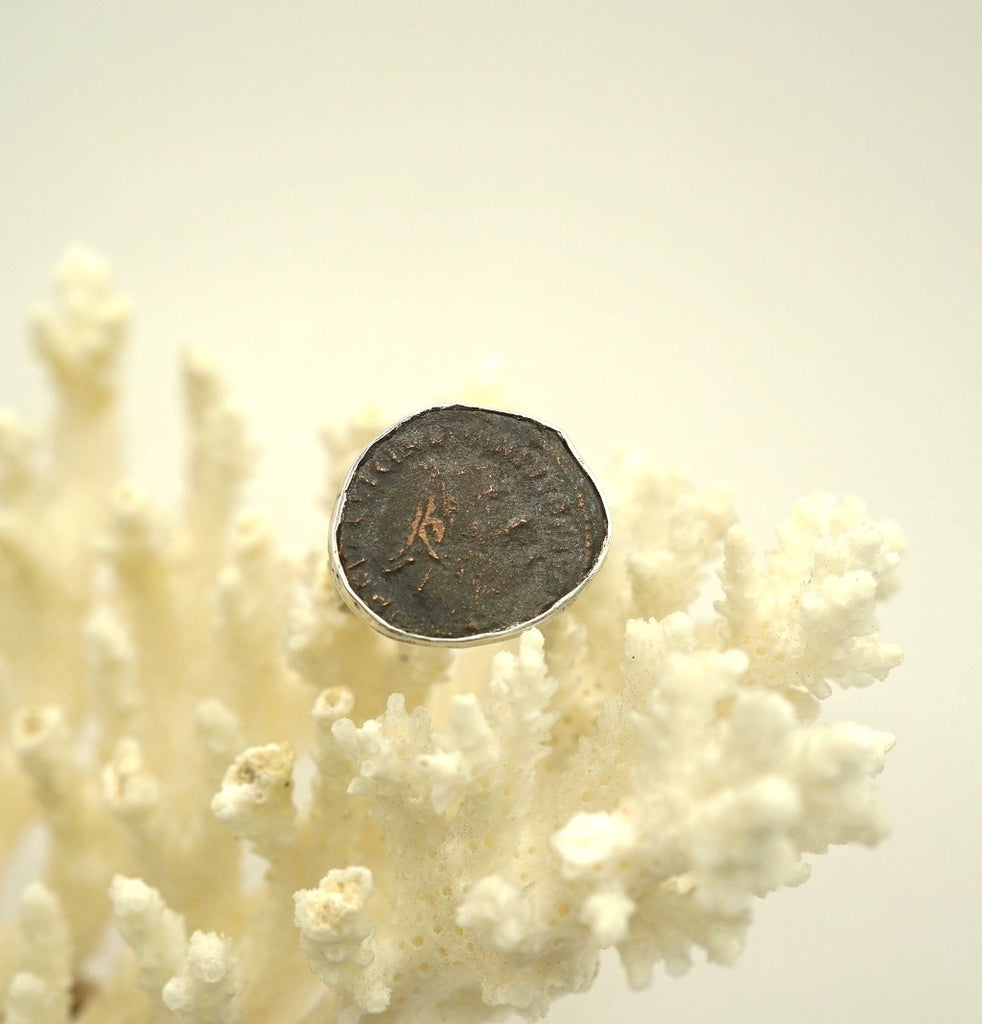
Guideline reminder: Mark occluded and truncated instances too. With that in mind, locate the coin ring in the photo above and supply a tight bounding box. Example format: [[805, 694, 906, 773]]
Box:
[[328, 404, 610, 646]]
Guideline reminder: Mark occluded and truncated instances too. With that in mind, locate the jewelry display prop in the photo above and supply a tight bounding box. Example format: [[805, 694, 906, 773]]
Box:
[[0, 249, 904, 1024]]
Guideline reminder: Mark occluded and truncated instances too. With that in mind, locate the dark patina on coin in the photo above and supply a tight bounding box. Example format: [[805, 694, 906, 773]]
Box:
[[329, 405, 609, 645]]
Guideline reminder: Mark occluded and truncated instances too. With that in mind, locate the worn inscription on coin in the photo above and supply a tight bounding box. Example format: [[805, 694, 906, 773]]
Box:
[[329, 405, 609, 645]]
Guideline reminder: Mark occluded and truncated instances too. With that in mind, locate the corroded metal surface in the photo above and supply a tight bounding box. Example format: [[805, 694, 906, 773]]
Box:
[[329, 405, 609, 645]]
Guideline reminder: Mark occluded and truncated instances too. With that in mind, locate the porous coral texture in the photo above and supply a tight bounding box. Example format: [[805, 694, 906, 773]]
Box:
[[0, 249, 905, 1023]]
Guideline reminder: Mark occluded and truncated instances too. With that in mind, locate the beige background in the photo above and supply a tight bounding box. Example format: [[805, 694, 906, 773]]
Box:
[[1, 3, 979, 1021]]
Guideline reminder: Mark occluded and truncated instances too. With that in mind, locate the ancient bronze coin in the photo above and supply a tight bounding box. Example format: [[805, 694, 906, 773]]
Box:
[[328, 405, 609, 646]]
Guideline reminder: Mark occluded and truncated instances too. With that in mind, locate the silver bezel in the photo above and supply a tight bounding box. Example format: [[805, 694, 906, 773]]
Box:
[[327, 404, 611, 647]]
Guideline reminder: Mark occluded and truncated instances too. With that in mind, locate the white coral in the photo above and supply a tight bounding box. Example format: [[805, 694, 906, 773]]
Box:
[[161, 931, 241, 1024], [0, 249, 905, 1023], [109, 875, 187, 1004], [294, 867, 389, 1019], [3, 883, 72, 1024]]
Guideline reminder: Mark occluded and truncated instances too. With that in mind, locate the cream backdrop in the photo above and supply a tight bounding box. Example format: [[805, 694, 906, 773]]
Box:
[[1, 3, 979, 1022]]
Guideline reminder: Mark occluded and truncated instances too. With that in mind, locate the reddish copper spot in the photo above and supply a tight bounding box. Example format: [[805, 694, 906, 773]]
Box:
[[402, 494, 446, 561]]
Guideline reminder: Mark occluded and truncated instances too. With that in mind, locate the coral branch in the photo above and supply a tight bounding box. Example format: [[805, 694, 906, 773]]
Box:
[[211, 743, 298, 855], [294, 868, 389, 1019], [2, 883, 72, 1024], [0, 249, 906, 1024], [161, 931, 242, 1024], [109, 876, 187, 1007]]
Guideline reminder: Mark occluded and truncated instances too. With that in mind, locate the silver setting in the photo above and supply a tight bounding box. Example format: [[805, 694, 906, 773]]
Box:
[[328, 404, 610, 647]]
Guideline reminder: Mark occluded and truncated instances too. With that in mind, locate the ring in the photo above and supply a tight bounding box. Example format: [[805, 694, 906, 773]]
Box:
[[328, 405, 610, 646]]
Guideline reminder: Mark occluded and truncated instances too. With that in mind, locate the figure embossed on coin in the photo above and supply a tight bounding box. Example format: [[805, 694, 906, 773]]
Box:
[[329, 405, 609, 645]]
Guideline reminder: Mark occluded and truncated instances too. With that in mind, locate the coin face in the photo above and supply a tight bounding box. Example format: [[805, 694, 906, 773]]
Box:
[[329, 405, 609, 646]]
